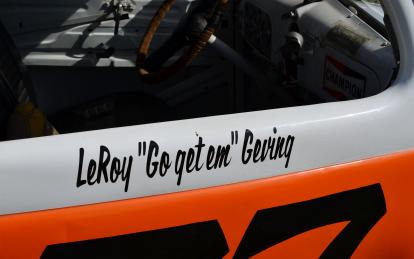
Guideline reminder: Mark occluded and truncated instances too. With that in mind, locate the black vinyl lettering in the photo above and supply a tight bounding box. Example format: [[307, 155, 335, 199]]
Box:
[[121, 156, 133, 192], [76, 146, 133, 192], [78, 129, 296, 190], [242, 129, 254, 164], [87, 160, 97, 185], [241, 128, 295, 167], [175, 150, 186, 185], [97, 145, 110, 183], [186, 148, 196, 173], [109, 158, 120, 183], [194, 137, 205, 171], [146, 141, 159, 178], [214, 145, 231, 168], [76, 148, 86, 187], [206, 145, 216, 170]]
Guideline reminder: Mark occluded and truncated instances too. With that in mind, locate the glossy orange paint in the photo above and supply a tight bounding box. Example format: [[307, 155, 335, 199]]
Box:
[[1, 149, 414, 258]]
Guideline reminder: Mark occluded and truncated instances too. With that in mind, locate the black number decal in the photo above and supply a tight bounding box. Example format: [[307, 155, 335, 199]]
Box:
[[41, 184, 386, 258], [41, 220, 229, 259], [234, 184, 386, 258]]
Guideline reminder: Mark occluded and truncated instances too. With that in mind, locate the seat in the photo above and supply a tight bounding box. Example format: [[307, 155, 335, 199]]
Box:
[[0, 21, 34, 140], [0, 21, 172, 140]]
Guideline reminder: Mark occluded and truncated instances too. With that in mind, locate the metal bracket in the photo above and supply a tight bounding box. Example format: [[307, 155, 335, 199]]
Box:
[[102, 0, 133, 35], [103, 0, 136, 13]]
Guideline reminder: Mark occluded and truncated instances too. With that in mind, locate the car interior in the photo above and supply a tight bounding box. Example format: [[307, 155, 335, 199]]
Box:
[[0, 0, 397, 140]]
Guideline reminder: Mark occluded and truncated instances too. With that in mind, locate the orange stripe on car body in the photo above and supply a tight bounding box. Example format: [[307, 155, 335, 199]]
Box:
[[1, 149, 414, 258]]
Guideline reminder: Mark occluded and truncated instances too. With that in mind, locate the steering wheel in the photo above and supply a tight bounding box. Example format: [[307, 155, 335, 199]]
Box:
[[136, 0, 229, 84]]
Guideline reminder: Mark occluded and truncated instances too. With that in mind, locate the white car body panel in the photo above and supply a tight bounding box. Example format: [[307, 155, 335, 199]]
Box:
[[0, 0, 413, 216]]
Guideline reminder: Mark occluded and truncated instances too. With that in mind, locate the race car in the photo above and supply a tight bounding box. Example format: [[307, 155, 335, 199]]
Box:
[[0, 0, 413, 258]]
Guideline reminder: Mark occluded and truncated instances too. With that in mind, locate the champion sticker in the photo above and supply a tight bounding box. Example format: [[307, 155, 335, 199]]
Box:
[[323, 56, 367, 100]]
